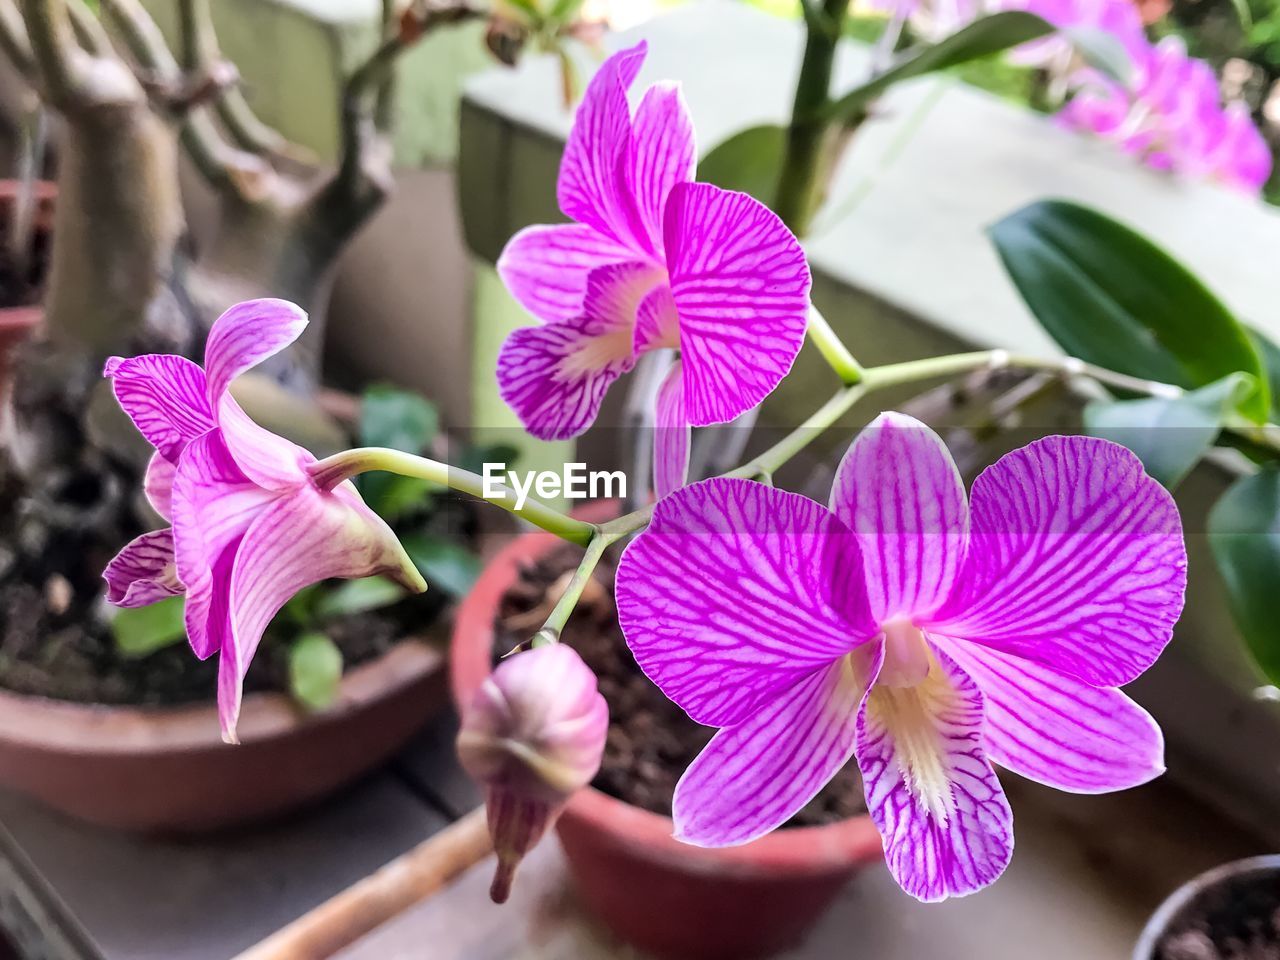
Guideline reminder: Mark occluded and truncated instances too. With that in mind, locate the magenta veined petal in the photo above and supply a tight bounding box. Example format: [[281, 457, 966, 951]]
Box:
[[633, 281, 680, 354], [856, 643, 1014, 902], [831, 412, 969, 623], [144, 453, 177, 521], [664, 182, 810, 426], [933, 436, 1187, 687], [616, 477, 877, 728], [653, 360, 689, 499], [497, 223, 637, 324], [496, 262, 656, 441], [556, 41, 651, 254], [103, 529, 184, 607], [945, 637, 1164, 793], [104, 354, 214, 462], [673, 656, 865, 846], [171, 431, 280, 660], [627, 80, 696, 251], [219, 482, 422, 741]]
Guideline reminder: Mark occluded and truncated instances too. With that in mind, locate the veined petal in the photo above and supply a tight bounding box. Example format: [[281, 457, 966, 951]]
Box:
[[933, 436, 1187, 687], [103, 529, 184, 607], [104, 354, 214, 461], [144, 453, 176, 521], [627, 81, 695, 249], [556, 41, 651, 253], [220, 483, 424, 742], [497, 262, 654, 440], [664, 182, 810, 426], [653, 360, 689, 499], [857, 645, 1013, 902], [171, 432, 279, 659], [945, 637, 1163, 793], [203, 299, 309, 406], [616, 477, 877, 728], [497, 224, 637, 323], [831, 412, 969, 622], [633, 282, 679, 354], [216, 398, 311, 490], [674, 656, 865, 846]]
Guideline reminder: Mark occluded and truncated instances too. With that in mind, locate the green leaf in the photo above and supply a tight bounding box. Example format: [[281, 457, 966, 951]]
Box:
[[375, 476, 439, 521], [288, 632, 344, 712], [1229, 0, 1252, 30], [1084, 373, 1256, 490], [314, 576, 408, 619], [457, 443, 521, 476], [1209, 470, 1280, 685], [824, 12, 1054, 122], [111, 596, 188, 658], [402, 533, 482, 598], [697, 124, 787, 208], [990, 199, 1270, 422], [1247, 327, 1280, 422], [359, 385, 438, 454], [1059, 25, 1132, 86]]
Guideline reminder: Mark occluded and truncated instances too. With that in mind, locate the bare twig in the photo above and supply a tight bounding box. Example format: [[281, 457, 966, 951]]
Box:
[[20, 0, 87, 105], [375, 0, 397, 131], [0, 0, 34, 76], [65, 0, 110, 57]]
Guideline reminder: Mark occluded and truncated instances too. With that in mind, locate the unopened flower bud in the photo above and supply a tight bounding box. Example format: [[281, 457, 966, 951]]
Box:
[[457, 643, 607, 903]]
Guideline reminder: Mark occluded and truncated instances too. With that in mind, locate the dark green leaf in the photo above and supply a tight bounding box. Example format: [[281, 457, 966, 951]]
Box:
[[697, 124, 787, 208], [375, 476, 439, 521], [990, 199, 1270, 422], [280, 584, 322, 627], [1209, 469, 1280, 684], [359, 385, 438, 454], [315, 576, 408, 619], [288, 632, 344, 711], [1084, 373, 1255, 490], [111, 597, 187, 658], [824, 12, 1054, 122], [458, 443, 521, 476], [1247, 327, 1280, 422], [402, 533, 482, 598]]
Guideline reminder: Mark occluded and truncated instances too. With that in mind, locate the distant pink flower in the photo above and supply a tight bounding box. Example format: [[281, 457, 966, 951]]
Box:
[[1060, 36, 1272, 193], [616, 413, 1186, 901], [863, 0, 983, 39], [999, 0, 1147, 69], [458, 644, 608, 903], [103, 300, 424, 742], [496, 41, 810, 497]]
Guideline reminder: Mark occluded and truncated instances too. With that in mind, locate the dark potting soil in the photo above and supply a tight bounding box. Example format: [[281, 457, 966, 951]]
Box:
[[492, 543, 868, 827], [1157, 874, 1280, 960]]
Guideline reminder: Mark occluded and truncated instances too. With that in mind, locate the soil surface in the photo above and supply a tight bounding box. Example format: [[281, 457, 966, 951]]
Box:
[[493, 543, 867, 827], [1158, 873, 1280, 960]]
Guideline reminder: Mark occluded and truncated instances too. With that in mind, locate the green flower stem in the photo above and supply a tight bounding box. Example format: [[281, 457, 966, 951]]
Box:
[[539, 530, 619, 639], [308, 448, 596, 547], [807, 305, 865, 385]]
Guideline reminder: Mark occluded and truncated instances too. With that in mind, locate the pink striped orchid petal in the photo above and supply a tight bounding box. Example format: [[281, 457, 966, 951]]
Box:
[[556, 41, 651, 254], [945, 638, 1163, 793], [831, 412, 969, 622], [627, 81, 695, 250], [219, 483, 422, 742], [171, 432, 280, 659], [633, 281, 679, 354], [857, 643, 1013, 902], [664, 182, 810, 425], [144, 453, 176, 521], [673, 656, 866, 846], [616, 478, 877, 728], [103, 529, 184, 607], [497, 262, 656, 440], [934, 437, 1187, 687], [497, 224, 637, 323], [204, 300, 311, 490], [104, 354, 214, 462], [653, 360, 688, 499]]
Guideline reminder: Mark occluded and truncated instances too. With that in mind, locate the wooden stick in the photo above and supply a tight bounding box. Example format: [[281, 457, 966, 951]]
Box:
[[234, 807, 493, 960]]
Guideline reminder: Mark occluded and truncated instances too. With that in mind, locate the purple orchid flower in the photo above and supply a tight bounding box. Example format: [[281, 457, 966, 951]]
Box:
[[615, 413, 1186, 901], [998, 0, 1147, 70], [496, 41, 811, 497], [1060, 36, 1272, 193], [863, 0, 983, 40], [103, 299, 424, 742]]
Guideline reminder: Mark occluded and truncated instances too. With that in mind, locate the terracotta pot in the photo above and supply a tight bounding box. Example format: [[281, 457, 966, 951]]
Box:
[[1133, 856, 1280, 960], [0, 638, 447, 834], [451, 505, 885, 960]]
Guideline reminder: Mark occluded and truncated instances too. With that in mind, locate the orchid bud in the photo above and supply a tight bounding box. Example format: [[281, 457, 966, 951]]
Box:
[[457, 643, 607, 903]]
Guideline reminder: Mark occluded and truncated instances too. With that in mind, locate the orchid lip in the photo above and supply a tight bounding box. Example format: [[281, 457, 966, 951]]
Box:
[[878, 617, 932, 688]]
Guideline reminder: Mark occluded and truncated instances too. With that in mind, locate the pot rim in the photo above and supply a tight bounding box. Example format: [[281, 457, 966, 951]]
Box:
[[0, 635, 443, 755], [1132, 855, 1280, 960], [450, 505, 885, 878]]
